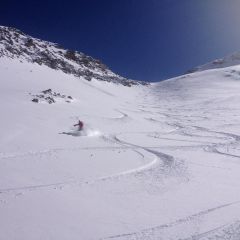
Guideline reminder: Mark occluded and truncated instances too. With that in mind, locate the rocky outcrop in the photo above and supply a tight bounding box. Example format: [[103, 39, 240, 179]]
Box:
[[30, 89, 74, 104]]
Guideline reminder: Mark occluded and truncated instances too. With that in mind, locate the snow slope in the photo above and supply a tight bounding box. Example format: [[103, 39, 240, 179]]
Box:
[[1, 56, 240, 239], [188, 52, 240, 73]]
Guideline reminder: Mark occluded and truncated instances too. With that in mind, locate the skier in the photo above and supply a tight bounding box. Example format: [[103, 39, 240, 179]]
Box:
[[74, 120, 84, 131]]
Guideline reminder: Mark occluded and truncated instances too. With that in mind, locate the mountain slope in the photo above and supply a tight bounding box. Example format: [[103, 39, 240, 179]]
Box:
[[187, 52, 240, 73], [0, 26, 145, 86], [1, 29, 240, 240]]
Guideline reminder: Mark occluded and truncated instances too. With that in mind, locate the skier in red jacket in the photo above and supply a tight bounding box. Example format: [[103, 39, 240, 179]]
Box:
[[74, 120, 84, 131]]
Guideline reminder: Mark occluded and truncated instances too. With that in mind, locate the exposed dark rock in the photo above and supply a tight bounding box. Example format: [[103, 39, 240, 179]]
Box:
[[65, 50, 78, 61], [45, 96, 55, 104], [30, 89, 74, 104], [25, 38, 35, 48], [32, 98, 39, 103], [42, 89, 52, 94]]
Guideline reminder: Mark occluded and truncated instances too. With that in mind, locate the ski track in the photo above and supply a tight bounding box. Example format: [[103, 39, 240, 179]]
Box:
[[0, 137, 159, 195], [102, 201, 240, 240], [0, 126, 188, 197]]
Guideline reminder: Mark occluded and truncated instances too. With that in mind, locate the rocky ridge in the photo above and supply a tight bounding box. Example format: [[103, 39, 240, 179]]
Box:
[[0, 26, 146, 86]]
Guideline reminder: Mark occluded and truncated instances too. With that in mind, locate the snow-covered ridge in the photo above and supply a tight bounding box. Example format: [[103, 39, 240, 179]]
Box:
[[187, 52, 240, 73], [0, 26, 146, 86]]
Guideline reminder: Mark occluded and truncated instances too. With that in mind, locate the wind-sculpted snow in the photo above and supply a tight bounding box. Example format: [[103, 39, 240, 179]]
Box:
[[1, 57, 240, 240]]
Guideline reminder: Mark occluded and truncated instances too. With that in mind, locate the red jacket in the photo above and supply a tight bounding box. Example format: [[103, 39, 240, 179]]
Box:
[[74, 120, 84, 129]]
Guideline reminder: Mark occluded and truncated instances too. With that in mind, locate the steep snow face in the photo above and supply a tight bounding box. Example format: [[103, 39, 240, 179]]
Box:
[[188, 52, 240, 73], [0, 26, 145, 86], [1, 53, 240, 239]]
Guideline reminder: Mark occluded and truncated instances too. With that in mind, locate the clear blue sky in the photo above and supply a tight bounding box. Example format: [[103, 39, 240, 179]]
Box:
[[1, 0, 240, 81]]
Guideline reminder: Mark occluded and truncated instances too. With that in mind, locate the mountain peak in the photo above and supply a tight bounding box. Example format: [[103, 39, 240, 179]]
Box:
[[187, 52, 240, 73], [0, 26, 146, 86]]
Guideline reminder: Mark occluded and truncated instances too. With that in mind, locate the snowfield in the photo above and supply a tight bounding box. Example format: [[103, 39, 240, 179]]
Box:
[[1, 56, 240, 240]]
